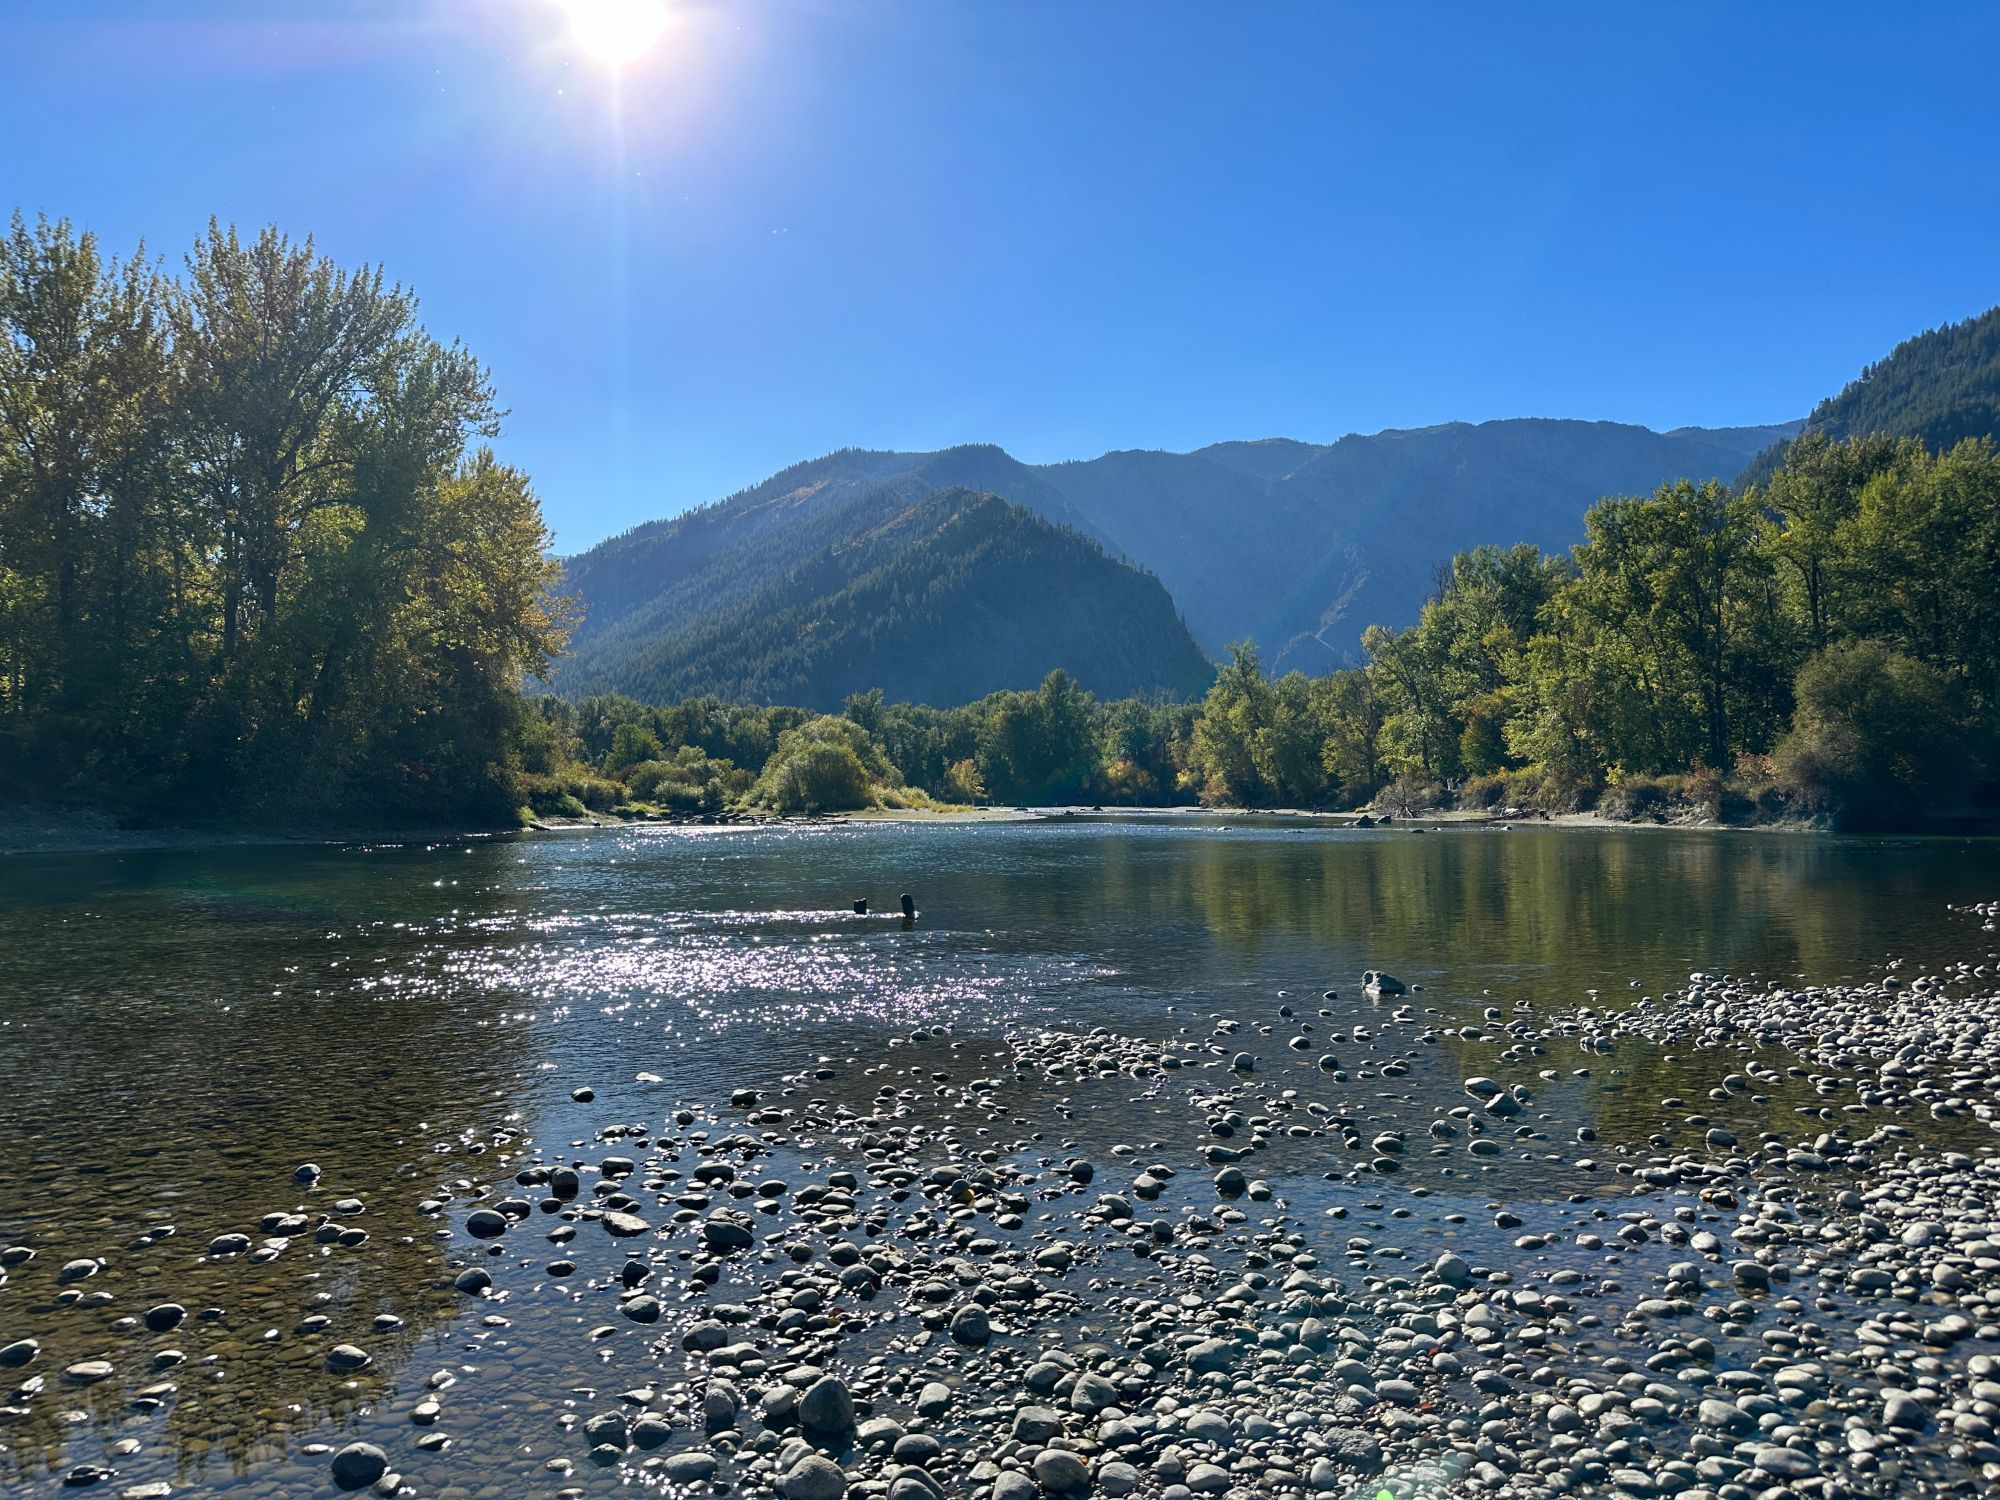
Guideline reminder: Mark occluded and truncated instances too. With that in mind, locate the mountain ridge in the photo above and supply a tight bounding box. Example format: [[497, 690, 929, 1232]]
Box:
[[552, 486, 1213, 710], [552, 415, 1802, 700]]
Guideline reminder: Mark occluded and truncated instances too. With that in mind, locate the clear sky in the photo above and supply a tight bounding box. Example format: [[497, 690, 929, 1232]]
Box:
[[5, 1, 1997, 550]]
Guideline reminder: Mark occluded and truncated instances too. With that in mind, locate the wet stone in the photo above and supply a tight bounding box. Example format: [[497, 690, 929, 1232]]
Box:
[[329, 1442, 387, 1490]]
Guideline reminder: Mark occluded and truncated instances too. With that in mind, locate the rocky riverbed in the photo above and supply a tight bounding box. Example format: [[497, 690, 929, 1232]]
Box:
[[6, 897, 1998, 1500]]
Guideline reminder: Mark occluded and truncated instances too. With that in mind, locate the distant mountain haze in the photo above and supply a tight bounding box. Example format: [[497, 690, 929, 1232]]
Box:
[[1045, 419, 1799, 672], [553, 417, 1795, 700]]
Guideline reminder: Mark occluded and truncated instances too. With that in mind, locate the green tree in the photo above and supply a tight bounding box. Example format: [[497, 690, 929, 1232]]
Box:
[[978, 669, 1099, 803], [1, 213, 570, 823], [1189, 641, 1277, 804], [0, 213, 170, 731], [748, 714, 898, 813], [1775, 640, 1971, 825]]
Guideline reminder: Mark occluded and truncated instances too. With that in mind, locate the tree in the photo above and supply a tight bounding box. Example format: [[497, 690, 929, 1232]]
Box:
[[1364, 622, 1458, 782], [1, 213, 569, 823], [0, 213, 170, 730], [1775, 641, 1971, 825], [1759, 432, 1902, 651], [978, 669, 1099, 803], [748, 714, 897, 813]]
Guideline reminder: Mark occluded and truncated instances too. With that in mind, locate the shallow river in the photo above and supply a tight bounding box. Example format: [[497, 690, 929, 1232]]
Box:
[[0, 817, 1993, 1498]]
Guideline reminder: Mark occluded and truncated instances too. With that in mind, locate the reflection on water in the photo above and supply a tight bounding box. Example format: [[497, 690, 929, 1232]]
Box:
[[0, 819, 1992, 1493]]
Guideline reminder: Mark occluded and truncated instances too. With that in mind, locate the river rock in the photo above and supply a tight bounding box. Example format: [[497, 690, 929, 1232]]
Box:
[[702, 1208, 755, 1249], [662, 1450, 718, 1483], [330, 1442, 387, 1490], [784, 1454, 849, 1500], [949, 1303, 992, 1344], [800, 1374, 855, 1435], [1033, 1448, 1092, 1493], [466, 1208, 509, 1238]]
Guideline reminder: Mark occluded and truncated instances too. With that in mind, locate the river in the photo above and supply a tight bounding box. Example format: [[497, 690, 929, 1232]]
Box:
[[0, 817, 1994, 1497]]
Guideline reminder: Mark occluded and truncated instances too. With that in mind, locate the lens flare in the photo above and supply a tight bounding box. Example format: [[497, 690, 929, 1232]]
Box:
[[565, 0, 669, 68]]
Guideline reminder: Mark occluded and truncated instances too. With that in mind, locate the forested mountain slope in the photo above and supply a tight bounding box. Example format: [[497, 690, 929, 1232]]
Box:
[[1741, 304, 2000, 486], [554, 488, 1214, 709]]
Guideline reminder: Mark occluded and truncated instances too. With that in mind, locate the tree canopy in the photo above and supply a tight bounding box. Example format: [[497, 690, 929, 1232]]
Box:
[[0, 213, 569, 823]]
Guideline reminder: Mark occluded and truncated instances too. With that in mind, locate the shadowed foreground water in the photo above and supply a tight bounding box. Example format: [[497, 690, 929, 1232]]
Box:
[[0, 817, 1993, 1497]]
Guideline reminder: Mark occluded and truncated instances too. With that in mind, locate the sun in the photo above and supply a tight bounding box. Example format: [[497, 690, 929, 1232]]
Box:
[[564, 0, 670, 68]]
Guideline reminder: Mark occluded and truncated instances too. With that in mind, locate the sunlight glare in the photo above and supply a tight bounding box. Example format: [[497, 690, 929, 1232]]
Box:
[[565, 0, 670, 68]]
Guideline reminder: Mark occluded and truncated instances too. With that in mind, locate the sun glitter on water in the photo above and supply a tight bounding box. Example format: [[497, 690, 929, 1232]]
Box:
[[564, 0, 670, 67]]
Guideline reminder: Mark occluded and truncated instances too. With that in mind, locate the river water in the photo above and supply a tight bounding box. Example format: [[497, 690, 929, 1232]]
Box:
[[0, 817, 1993, 1497]]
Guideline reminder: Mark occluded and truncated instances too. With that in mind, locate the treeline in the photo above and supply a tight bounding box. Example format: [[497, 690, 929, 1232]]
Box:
[[544, 431, 1999, 829], [521, 672, 1197, 816], [0, 214, 568, 823], [1361, 432, 1998, 825], [8, 209, 1992, 834]]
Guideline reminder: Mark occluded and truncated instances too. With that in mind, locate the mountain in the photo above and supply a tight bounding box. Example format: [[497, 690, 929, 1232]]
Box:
[[553, 417, 1797, 703], [553, 487, 1214, 709], [1740, 304, 2000, 486], [559, 445, 1097, 655], [1038, 418, 1796, 672]]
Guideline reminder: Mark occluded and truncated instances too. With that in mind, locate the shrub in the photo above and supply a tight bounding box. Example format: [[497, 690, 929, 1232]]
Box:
[[1598, 774, 1674, 822], [944, 757, 987, 804], [755, 740, 874, 813], [1097, 757, 1157, 805], [519, 770, 622, 817], [1532, 774, 1597, 814], [1457, 774, 1507, 809], [746, 715, 900, 814], [1774, 641, 1969, 827], [624, 748, 744, 813], [1599, 769, 1723, 823], [1376, 775, 1441, 816], [1458, 768, 1546, 812], [1683, 764, 1724, 819]]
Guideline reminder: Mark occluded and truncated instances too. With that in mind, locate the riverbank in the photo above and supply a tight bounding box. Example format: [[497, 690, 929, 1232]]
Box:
[[0, 805, 528, 858], [10, 796, 1987, 859]]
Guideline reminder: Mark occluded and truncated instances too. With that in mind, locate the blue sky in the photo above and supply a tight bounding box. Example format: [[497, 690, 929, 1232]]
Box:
[[5, 1, 1997, 550]]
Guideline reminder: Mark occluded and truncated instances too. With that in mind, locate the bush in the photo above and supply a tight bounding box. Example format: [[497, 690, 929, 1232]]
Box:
[[1457, 774, 1506, 809], [1598, 769, 1723, 823], [1375, 775, 1441, 816], [1457, 768, 1546, 812], [943, 758, 987, 804], [1532, 774, 1597, 815], [1598, 774, 1675, 822], [755, 740, 874, 813], [1097, 757, 1157, 805], [1774, 641, 1970, 827], [624, 748, 745, 813], [520, 770, 623, 817], [746, 715, 900, 814]]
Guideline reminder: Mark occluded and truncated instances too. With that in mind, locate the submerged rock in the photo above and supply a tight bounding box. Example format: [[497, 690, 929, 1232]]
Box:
[[330, 1442, 388, 1490]]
